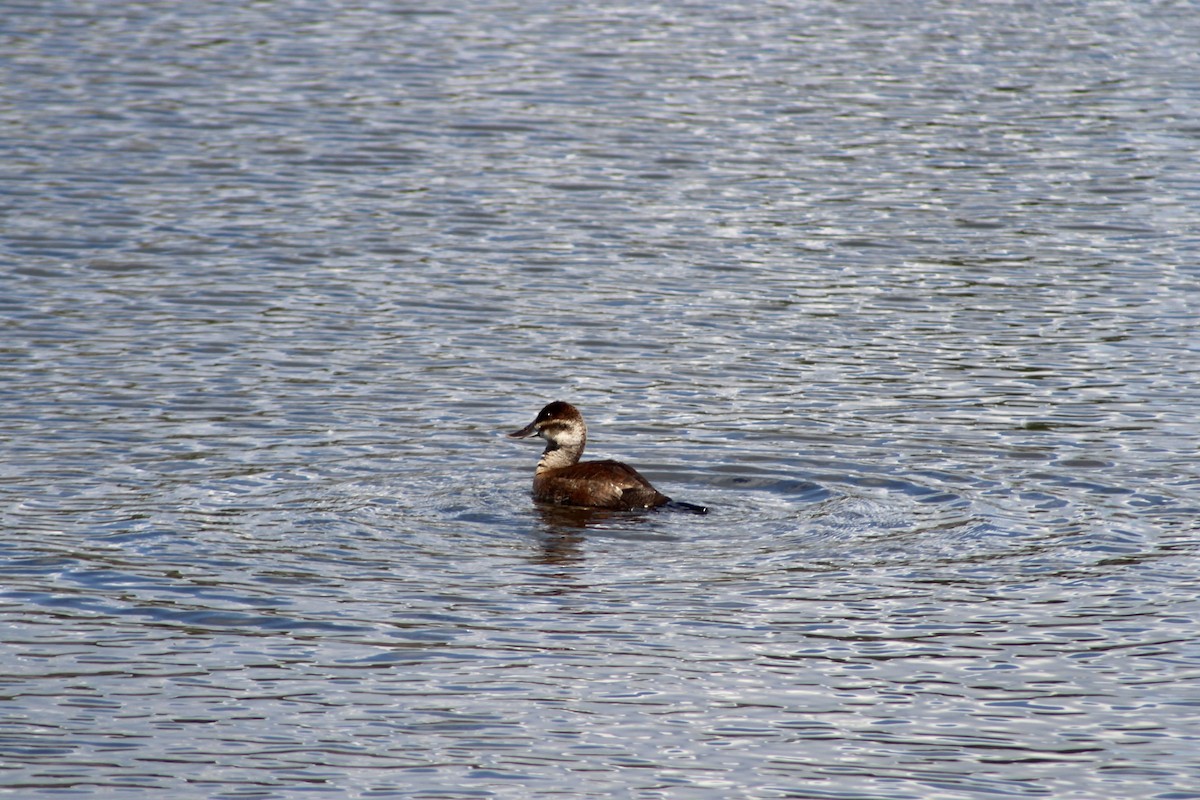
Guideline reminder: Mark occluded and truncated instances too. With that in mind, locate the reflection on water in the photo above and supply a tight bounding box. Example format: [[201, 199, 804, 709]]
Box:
[[2, 0, 1199, 798]]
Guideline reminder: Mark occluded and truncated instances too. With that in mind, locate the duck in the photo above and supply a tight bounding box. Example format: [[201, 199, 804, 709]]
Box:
[[509, 401, 707, 513]]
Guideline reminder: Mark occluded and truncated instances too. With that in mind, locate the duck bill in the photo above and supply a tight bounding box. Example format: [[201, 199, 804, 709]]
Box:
[[508, 420, 538, 439]]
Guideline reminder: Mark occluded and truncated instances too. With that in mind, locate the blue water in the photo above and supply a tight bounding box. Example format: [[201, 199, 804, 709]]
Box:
[[2, 1, 1199, 798]]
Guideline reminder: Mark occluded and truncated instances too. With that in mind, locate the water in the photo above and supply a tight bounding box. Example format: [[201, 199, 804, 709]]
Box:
[[2, 1, 1199, 798]]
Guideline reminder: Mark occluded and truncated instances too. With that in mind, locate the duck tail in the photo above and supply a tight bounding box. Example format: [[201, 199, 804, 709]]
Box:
[[665, 500, 709, 515]]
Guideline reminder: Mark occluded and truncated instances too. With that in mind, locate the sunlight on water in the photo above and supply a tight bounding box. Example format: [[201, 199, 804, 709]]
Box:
[[1, 1, 1198, 798]]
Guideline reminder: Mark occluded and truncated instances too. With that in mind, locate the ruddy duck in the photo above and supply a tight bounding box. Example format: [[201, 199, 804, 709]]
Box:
[[509, 401, 707, 513]]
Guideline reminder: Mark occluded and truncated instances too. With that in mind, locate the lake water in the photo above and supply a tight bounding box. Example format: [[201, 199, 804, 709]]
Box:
[[2, 1, 1199, 798]]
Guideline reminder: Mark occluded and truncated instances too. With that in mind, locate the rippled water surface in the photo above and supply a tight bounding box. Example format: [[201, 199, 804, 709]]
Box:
[[2, 1, 1199, 798]]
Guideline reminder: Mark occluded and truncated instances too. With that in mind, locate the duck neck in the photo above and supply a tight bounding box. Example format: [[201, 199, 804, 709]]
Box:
[[536, 437, 585, 473]]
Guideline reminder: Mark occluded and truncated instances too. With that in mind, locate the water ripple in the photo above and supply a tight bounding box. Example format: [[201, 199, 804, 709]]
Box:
[[2, 0, 1199, 798]]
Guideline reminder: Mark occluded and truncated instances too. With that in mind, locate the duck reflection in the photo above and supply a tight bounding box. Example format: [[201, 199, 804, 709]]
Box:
[[526, 502, 689, 566], [532, 502, 628, 531], [528, 503, 617, 565]]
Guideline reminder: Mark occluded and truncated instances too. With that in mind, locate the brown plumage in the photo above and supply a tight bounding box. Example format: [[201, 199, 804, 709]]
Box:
[[531, 459, 669, 509], [508, 401, 680, 511]]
